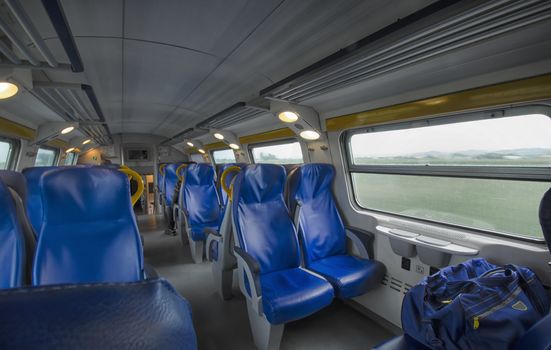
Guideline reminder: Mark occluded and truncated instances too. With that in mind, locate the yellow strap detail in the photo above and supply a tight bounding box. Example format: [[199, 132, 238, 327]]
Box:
[[473, 317, 479, 330], [176, 163, 189, 181], [159, 164, 167, 176], [220, 166, 242, 200], [119, 167, 144, 206]]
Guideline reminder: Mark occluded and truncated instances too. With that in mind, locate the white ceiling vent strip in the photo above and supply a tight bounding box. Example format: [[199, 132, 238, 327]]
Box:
[[265, 0, 551, 102], [196, 103, 270, 130]]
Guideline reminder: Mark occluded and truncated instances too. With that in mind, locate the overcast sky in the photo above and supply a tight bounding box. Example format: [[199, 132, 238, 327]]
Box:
[[252, 142, 302, 159], [351, 114, 551, 157]]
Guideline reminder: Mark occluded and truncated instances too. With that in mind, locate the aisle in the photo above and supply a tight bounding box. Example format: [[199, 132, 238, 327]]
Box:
[[138, 214, 393, 350]]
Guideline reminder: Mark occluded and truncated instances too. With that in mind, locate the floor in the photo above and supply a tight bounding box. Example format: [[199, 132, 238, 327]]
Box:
[[138, 214, 393, 350]]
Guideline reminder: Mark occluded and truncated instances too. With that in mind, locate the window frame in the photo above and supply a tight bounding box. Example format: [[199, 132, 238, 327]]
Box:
[[35, 146, 59, 167], [210, 147, 237, 165], [248, 138, 305, 164], [342, 105, 551, 243], [0, 136, 20, 170]]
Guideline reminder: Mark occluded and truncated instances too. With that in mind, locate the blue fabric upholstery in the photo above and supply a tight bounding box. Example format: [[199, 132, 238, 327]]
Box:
[[181, 163, 221, 241], [232, 164, 334, 324], [33, 167, 144, 285], [0, 180, 25, 289], [163, 163, 182, 207], [513, 313, 551, 350], [539, 187, 551, 253], [217, 163, 246, 206], [293, 163, 384, 298], [374, 335, 430, 350], [0, 278, 197, 349], [260, 267, 334, 325], [22, 166, 59, 236]]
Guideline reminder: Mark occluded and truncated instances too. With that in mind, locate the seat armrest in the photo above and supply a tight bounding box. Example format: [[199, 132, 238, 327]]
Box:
[[205, 228, 222, 261], [345, 226, 375, 259], [143, 263, 159, 279], [234, 246, 262, 300]]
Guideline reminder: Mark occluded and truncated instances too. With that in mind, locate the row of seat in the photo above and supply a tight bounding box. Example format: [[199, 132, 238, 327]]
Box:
[[0, 166, 197, 348]]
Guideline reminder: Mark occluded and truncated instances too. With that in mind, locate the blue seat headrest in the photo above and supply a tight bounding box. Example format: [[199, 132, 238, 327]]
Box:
[[232, 164, 300, 274], [0, 170, 27, 201], [163, 163, 183, 206], [539, 188, 551, 253], [22, 166, 59, 236], [294, 163, 335, 202], [0, 179, 25, 289], [33, 167, 143, 285], [217, 163, 246, 205], [182, 163, 221, 228]]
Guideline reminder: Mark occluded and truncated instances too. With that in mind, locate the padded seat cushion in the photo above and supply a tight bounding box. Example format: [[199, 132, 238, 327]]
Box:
[[260, 267, 334, 325], [0, 278, 197, 349], [308, 255, 386, 298]]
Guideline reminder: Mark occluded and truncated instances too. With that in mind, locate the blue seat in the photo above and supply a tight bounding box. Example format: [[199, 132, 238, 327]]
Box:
[[206, 163, 246, 300], [291, 163, 385, 298], [177, 163, 222, 263], [232, 164, 334, 349], [163, 163, 182, 209], [33, 167, 144, 285], [22, 166, 59, 236], [0, 278, 197, 349], [0, 179, 26, 289]]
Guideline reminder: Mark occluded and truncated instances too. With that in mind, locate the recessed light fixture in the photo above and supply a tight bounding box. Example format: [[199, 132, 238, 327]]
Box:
[[278, 111, 299, 123], [198, 149, 206, 154], [299, 130, 321, 140], [0, 82, 18, 99], [61, 126, 75, 134], [65, 147, 76, 153], [186, 142, 194, 147], [82, 139, 92, 145], [229, 143, 240, 150], [213, 133, 224, 140]]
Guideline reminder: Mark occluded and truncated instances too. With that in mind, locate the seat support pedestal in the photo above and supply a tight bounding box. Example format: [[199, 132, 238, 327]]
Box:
[[246, 301, 284, 350], [213, 266, 233, 300]]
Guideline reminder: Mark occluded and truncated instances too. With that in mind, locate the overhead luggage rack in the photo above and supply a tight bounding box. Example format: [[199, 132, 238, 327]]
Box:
[[260, 0, 551, 103], [196, 102, 271, 130], [0, 0, 82, 71], [161, 127, 208, 146], [30, 82, 112, 145]]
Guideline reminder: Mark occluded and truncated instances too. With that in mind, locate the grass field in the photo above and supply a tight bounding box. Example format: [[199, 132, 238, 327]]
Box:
[[352, 173, 548, 239]]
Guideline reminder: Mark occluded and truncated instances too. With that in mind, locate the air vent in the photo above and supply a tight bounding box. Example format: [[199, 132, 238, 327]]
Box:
[[161, 127, 208, 146], [31, 83, 112, 145], [261, 0, 551, 102], [196, 102, 270, 130], [381, 274, 414, 295]]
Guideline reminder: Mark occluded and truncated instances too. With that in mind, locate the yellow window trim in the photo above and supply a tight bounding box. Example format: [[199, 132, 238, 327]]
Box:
[[326, 74, 551, 132], [0, 115, 71, 149], [204, 141, 226, 151]]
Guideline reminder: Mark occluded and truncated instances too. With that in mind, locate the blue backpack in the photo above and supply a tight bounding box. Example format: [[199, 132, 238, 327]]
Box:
[[402, 258, 550, 350]]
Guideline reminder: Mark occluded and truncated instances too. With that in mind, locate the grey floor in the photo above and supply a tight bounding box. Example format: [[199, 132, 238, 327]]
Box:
[[138, 214, 392, 350]]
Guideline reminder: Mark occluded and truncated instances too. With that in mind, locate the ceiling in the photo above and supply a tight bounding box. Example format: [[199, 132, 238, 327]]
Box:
[[0, 0, 434, 140]]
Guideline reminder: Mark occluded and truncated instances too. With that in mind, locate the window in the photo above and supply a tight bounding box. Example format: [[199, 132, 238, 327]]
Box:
[[64, 152, 78, 165], [212, 149, 236, 164], [347, 113, 551, 240], [250, 140, 304, 164], [0, 138, 17, 170], [35, 147, 58, 166], [190, 153, 206, 163]]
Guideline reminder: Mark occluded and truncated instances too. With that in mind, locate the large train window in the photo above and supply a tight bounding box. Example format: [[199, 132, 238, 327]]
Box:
[[0, 137, 18, 170], [346, 112, 551, 240], [250, 140, 303, 164], [212, 149, 236, 164], [35, 147, 58, 166]]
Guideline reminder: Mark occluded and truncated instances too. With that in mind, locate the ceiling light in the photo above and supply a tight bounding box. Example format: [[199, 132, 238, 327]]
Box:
[[186, 142, 194, 147], [229, 143, 240, 150], [278, 111, 299, 123], [82, 139, 92, 145], [65, 147, 75, 153], [198, 149, 206, 154], [213, 133, 224, 140], [300, 130, 321, 140], [0, 82, 18, 99], [61, 126, 75, 134]]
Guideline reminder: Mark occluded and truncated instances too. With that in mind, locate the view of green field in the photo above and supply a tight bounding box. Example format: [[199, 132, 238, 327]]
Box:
[[352, 172, 548, 239], [252, 141, 303, 164], [0, 141, 11, 170]]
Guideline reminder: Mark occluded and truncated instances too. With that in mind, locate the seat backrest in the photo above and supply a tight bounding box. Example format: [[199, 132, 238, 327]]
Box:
[[33, 167, 143, 285], [163, 163, 182, 207], [181, 163, 221, 227], [157, 163, 165, 193], [539, 188, 551, 253], [232, 164, 300, 274], [292, 163, 346, 265], [217, 163, 246, 206], [0, 171, 36, 284], [22, 166, 59, 236], [0, 179, 25, 289]]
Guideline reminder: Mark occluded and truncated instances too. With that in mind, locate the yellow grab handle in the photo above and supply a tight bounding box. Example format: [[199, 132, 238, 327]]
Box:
[[176, 163, 189, 181], [159, 163, 167, 176], [119, 167, 144, 206], [220, 166, 242, 200]]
